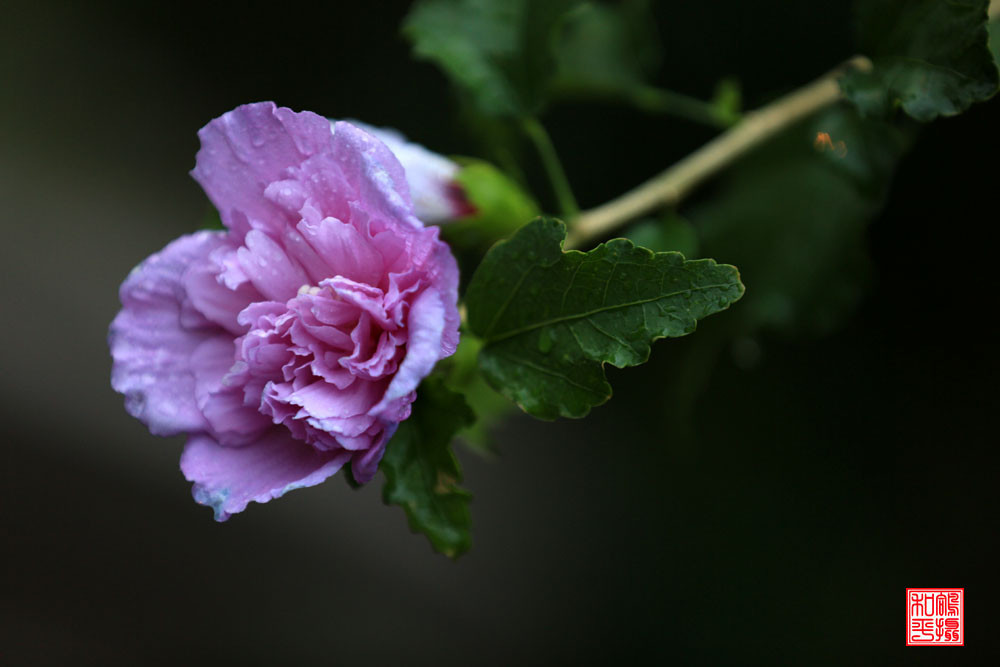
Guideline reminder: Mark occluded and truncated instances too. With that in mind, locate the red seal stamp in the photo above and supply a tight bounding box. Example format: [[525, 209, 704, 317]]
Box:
[[906, 588, 963, 646]]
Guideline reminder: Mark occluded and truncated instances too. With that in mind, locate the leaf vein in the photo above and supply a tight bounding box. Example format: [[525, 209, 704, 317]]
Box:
[[586, 318, 632, 349], [497, 353, 599, 393], [483, 265, 535, 337], [485, 282, 733, 343]]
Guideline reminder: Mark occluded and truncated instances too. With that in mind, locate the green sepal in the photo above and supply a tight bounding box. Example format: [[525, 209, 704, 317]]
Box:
[[441, 159, 540, 252]]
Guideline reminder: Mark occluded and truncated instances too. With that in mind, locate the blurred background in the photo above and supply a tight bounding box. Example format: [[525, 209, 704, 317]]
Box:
[[2, 1, 998, 664]]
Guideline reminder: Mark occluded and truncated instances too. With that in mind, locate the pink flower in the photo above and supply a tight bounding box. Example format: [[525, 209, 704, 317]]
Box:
[[344, 121, 475, 223], [109, 102, 460, 520]]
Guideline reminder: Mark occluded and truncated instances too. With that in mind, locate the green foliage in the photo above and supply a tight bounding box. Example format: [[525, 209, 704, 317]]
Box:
[[841, 0, 999, 121], [465, 218, 744, 419], [393, 1, 997, 559], [626, 212, 700, 258], [404, 0, 578, 117], [403, 0, 523, 116], [990, 14, 1000, 68], [442, 159, 540, 251], [688, 105, 910, 336], [651, 106, 912, 438], [381, 377, 475, 557], [440, 336, 513, 455], [550, 0, 661, 100], [405, 0, 668, 118]]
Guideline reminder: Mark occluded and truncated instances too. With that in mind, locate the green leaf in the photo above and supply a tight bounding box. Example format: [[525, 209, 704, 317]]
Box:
[[550, 0, 660, 99], [688, 104, 910, 336], [381, 377, 475, 557], [647, 105, 911, 432], [625, 212, 700, 258], [465, 218, 744, 419], [841, 0, 999, 121], [442, 159, 540, 251], [990, 14, 1000, 69], [403, 0, 578, 117]]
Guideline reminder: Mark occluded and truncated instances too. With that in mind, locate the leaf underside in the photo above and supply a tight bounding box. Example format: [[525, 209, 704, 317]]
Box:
[[466, 218, 744, 420]]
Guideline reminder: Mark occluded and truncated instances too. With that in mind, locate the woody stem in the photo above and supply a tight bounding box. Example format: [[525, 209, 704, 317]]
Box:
[[564, 55, 873, 250]]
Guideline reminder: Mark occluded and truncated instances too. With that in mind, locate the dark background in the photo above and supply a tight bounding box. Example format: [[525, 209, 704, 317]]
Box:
[[2, 1, 997, 664]]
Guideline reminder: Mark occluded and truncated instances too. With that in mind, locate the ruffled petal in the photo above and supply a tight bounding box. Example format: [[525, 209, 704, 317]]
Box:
[[350, 422, 397, 484], [323, 276, 392, 329], [181, 430, 351, 521], [109, 231, 229, 435], [192, 337, 272, 445], [369, 287, 445, 420], [329, 121, 423, 232], [288, 377, 385, 422], [183, 245, 260, 335], [281, 223, 335, 285], [191, 102, 334, 239], [297, 217, 384, 286], [237, 229, 311, 302], [344, 121, 472, 223], [430, 238, 461, 356]]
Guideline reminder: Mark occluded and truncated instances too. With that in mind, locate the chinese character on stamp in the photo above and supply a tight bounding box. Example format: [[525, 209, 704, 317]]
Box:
[[906, 588, 963, 646]]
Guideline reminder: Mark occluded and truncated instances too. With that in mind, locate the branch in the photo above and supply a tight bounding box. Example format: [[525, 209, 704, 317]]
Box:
[[564, 56, 873, 249]]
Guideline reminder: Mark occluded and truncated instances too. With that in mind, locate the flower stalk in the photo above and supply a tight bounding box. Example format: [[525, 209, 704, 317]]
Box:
[[521, 116, 580, 218]]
